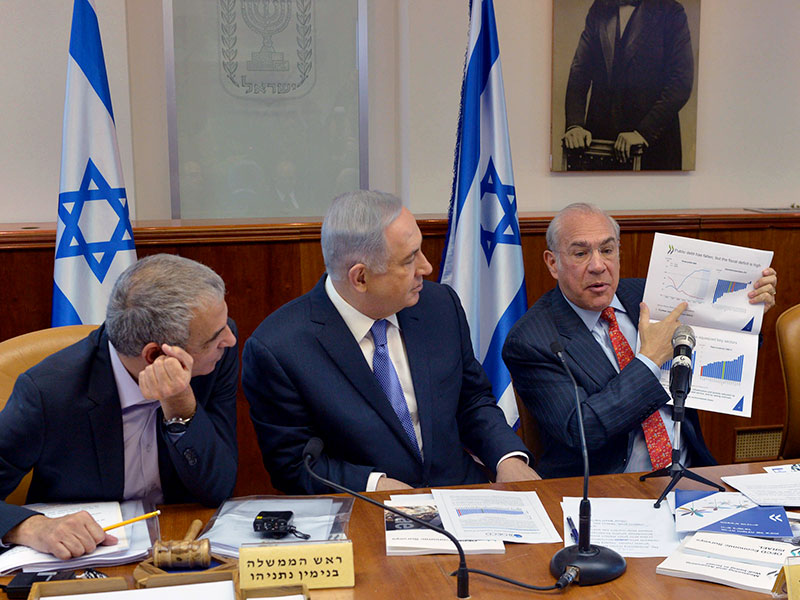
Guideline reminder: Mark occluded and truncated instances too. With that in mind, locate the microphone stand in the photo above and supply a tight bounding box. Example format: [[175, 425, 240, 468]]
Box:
[[302, 449, 470, 598], [639, 388, 723, 508], [549, 343, 626, 585]]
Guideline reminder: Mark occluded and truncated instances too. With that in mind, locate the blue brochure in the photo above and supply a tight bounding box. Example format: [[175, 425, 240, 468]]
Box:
[[674, 490, 792, 538]]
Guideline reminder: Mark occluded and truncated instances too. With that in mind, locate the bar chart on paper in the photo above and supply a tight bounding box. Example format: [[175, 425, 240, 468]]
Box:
[[700, 355, 745, 383], [657, 325, 756, 417]]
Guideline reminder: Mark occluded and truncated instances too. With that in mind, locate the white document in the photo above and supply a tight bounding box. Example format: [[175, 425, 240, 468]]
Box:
[[722, 472, 800, 506], [199, 497, 335, 558], [682, 531, 799, 568], [560, 497, 680, 558], [643, 233, 773, 333], [383, 498, 505, 556], [764, 464, 800, 474], [642, 233, 773, 417], [656, 550, 780, 595], [0, 500, 152, 575], [45, 580, 237, 600], [431, 489, 561, 544]]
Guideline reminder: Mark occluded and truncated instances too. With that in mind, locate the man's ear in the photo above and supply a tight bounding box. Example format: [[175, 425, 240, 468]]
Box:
[[141, 342, 163, 365], [543, 250, 559, 280], [347, 263, 369, 293]]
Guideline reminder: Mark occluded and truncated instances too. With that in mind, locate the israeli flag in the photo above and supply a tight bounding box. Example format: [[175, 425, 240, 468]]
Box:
[[440, 0, 527, 427], [52, 0, 136, 326]]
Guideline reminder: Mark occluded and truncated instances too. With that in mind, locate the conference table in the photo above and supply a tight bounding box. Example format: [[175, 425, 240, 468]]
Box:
[[0, 461, 788, 599]]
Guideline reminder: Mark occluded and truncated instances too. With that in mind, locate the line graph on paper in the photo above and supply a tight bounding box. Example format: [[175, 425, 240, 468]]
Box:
[[662, 267, 711, 302]]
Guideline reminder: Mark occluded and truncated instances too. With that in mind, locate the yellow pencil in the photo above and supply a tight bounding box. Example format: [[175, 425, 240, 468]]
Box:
[[103, 509, 161, 532]]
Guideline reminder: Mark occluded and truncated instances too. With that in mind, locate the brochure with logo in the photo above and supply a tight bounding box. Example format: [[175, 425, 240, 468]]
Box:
[[674, 490, 792, 538]]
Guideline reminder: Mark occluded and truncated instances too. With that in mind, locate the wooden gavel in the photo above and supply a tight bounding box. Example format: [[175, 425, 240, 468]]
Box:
[[152, 518, 211, 569]]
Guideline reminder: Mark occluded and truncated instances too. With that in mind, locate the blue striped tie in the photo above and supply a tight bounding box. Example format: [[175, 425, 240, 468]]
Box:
[[370, 319, 421, 461]]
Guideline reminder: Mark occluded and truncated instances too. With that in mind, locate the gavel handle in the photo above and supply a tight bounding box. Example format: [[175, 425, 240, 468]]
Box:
[[183, 519, 204, 542]]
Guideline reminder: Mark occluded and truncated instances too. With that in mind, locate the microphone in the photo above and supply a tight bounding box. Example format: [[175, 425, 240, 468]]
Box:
[[302, 438, 470, 598], [669, 324, 696, 408], [548, 341, 626, 586]]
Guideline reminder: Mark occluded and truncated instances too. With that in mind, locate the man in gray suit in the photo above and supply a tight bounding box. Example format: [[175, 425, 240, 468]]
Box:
[[502, 203, 778, 477]]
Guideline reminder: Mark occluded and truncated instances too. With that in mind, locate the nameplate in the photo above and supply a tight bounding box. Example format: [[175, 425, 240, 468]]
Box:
[[777, 556, 800, 598], [239, 540, 354, 590]]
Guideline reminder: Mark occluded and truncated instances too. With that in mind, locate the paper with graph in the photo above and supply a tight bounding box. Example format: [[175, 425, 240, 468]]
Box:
[[642, 233, 773, 417]]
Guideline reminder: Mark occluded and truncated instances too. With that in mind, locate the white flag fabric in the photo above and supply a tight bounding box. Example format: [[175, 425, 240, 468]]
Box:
[[52, 0, 136, 326], [440, 0, 527, 427]]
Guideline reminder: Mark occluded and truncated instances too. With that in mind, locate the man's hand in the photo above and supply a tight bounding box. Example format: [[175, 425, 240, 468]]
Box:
[[3, 513, 117, 560], [495, 457, 541, 482], [749, 267, 778, 313], [375, 477, 413, 491], [139, 344, 197, 420], [563, 126, 592, 150], [638, 302, 687, 366], [614, 130, 646, 162]]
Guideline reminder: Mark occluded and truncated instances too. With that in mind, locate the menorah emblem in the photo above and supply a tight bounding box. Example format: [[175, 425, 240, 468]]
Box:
[[242, 0, 291, 71]]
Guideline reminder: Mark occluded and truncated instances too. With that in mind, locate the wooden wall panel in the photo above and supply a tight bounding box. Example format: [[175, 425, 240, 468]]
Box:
[[0, 210, 796, 495]]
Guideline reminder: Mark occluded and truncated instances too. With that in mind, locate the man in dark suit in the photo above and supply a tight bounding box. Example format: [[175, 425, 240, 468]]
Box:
[[563, 0, 694, 169], [502, 203, 778, 478], [0, 254, 238, 558], [243, 190, 538, 494]]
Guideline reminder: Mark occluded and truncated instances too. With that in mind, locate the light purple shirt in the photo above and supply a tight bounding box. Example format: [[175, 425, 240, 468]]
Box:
[[108, 342, 164, 505]]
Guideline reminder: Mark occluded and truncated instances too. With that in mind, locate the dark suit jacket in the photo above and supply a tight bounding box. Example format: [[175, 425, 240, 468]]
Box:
[[242, 277, 530, 495], [565, 0, 693, 170], [0, 323, 239, 539], [502, 279, 714, 478]]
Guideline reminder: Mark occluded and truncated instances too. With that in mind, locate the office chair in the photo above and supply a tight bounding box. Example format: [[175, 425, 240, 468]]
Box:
[[0, 324, 97, 504], [777, 304, 800, 459], [514, 387, 543, 460]]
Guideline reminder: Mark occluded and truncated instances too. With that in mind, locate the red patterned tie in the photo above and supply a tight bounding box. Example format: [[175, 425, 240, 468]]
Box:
[[600, 307, 672, 470]]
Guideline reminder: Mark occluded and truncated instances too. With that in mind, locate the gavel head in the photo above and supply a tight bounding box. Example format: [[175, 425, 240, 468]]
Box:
[[152, 538, 211, 569]]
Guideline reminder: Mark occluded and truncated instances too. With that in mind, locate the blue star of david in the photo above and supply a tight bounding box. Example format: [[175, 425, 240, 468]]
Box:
[[479, 157, 522, 266], [56, 158, 135, 283]]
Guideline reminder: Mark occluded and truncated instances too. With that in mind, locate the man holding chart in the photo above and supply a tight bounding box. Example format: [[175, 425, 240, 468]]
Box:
[[503, 203, 777, 478], [0, 255, 238, 559]]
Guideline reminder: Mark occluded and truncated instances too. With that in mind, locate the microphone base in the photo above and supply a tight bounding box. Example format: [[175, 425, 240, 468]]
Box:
[[550, 544, 626, 586]]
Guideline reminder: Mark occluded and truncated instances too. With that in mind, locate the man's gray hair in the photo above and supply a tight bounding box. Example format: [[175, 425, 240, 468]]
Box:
[[321, 190, 404, 281], [546, 202, 621, 252], [105, 254, 226, 357]]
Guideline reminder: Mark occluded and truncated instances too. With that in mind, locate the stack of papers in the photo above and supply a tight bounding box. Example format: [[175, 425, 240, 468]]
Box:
[[722, 472, 800, 507], [198, 497, 346, 558], [655, 486, 800, 595], [383, 489, 561, 557], [657, 531, 794, 595], [0, 500, 153, 575], [43, 580, 238, 600], [560, 497, 680, 558], [384, 495, 504, 556]]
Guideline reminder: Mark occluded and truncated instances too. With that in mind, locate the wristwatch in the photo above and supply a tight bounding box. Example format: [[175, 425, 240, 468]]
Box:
[[163, 411, 195, 434]]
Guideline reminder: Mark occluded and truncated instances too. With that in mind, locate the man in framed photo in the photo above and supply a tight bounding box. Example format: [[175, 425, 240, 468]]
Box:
[[562, 0, 694, 170]]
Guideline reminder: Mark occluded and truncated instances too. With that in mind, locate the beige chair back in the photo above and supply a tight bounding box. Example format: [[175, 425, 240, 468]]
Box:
[[0, 324, 98, 504], [777, 305, 800, 459]]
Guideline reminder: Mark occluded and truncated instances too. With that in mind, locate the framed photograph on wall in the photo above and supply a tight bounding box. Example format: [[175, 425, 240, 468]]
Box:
[[551, 0, 701, 172]]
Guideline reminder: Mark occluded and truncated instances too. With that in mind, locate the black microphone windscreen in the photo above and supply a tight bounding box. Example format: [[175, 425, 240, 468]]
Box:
[[303, 437, 324, 462], [550, 341, 565, 355]]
